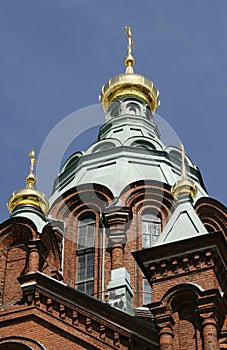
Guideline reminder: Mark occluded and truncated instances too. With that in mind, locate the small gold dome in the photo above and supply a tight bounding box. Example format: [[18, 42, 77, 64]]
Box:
[[172, 178, 197, 200], [100, 72, 160, 113], [99, 27, 160, 113], [7, 150, 49, 215]]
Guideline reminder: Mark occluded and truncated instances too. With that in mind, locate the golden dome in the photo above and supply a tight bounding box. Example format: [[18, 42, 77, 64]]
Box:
[[171, 142, 197, 200], [8, 150, 49, 215], [99, 27, 160, 113]]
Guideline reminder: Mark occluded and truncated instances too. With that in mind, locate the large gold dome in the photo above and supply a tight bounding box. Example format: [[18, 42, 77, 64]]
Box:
[[100, 27, 160, 114]]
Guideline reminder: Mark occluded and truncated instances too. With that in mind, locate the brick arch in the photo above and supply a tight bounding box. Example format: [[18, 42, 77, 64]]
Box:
[[161, 283, 204, 349], [0, 336, 46, 349], [50, 184, 113, 295], [0, 217, 38, 250], [160, 283, 204, 318], [40, 224, 62, 279], [136, 199, 170, 226], [120, 180, 175, 225], [161, 282, 204, 306], [50, 183, 114, 219], [0, 343, 32, 350], [195, 197, 227, 237], [119, 181, 175, 307], [0, 218, 41, 304], [220, 337, 227, 349], [50, 185, 109, 290], [159, 283, 226, 349]]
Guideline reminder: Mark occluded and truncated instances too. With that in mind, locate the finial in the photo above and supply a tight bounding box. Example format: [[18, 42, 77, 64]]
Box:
[[125, 26, 134, 56], [7, 149, 49, 215], [171, 142, 197, 200], [124, 26, 135, 73], [180, 142, 187, 180], [29, 149, 37, 174], [26, 149, 37, 189]]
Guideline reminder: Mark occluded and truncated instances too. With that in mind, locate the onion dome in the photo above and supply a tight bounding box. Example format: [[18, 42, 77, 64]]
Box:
[[8, 150, 49, 215], [171, 143, 197, 200], [100, 26, 160, 113]]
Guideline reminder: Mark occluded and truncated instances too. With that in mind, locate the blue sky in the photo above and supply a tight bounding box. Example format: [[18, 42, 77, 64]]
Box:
[[0, 0, 227, 221]]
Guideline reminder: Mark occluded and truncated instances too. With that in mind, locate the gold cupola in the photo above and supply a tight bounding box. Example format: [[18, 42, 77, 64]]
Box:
[[100, 26, 160, 113], [171, 143, 197, 200], [8, 150, 49, 215]]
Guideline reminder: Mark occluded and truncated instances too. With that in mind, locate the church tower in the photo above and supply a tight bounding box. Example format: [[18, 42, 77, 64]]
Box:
[[49, 26, 208, 313], [0, 28, 227, 349]]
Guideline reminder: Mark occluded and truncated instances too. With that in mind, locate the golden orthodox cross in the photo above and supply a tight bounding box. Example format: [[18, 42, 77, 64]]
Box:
[[29, 149, 37, 174], [125, 26, 135, 55]]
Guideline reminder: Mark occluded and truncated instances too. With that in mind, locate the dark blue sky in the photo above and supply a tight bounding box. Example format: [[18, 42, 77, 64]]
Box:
[[0, 1, 227, 221]]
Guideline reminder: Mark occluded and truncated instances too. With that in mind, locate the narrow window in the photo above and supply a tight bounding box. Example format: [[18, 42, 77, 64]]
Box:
[[142, 213, 161, 248], [76, 215, 95, 295], [143, 277, 152, 305], [141, 211, 161, 305]]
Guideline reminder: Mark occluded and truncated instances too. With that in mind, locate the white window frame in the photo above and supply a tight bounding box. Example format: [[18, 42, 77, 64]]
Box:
[[76, 216, 96, 295]]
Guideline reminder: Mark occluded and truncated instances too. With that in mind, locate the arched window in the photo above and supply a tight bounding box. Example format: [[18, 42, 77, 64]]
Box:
[[131, 140, 156, 151], [141, 210, 161, 305], [92, 141, 116, 153], [126, 102, 141, 115], [76, 213, 96, 296], [142, 212, 161, 248]]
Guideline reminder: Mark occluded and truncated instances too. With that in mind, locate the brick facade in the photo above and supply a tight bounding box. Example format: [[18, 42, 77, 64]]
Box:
[[1, 178, 227, 349]]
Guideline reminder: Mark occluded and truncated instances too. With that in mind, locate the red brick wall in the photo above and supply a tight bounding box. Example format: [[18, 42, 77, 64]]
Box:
[[1, 246, 26, 304], [49, 183, 175, 309], [0, 319, 95, 350], [151, 265, 222, 303]]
